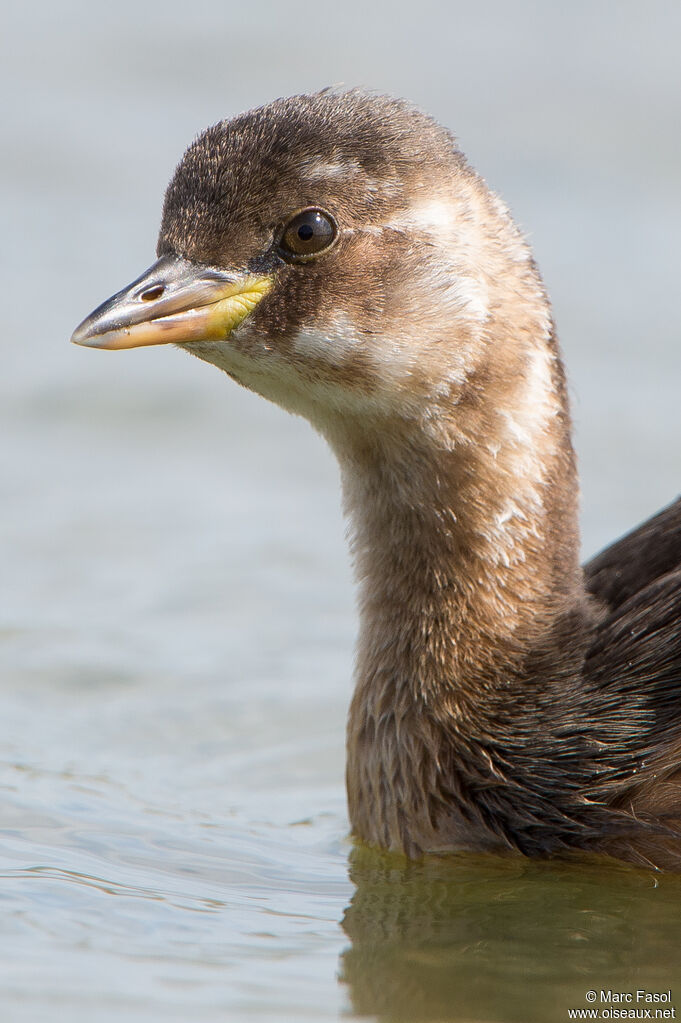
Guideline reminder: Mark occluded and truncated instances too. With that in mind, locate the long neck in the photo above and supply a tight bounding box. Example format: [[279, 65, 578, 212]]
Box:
[[334, 327, 593, 855]]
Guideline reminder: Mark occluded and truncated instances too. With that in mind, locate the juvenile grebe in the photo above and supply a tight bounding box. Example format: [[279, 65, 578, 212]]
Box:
[[72, 91, 681, 870]]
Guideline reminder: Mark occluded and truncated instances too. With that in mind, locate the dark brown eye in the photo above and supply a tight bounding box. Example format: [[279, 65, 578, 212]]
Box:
[[277, 208, 337, 262]]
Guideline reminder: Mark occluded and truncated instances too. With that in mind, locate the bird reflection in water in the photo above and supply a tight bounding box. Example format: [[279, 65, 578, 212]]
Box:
[[339, 847, 681, 1023]]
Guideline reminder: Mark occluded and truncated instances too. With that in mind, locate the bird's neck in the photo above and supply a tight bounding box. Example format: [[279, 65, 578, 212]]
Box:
[[331, 330, 591, 854]]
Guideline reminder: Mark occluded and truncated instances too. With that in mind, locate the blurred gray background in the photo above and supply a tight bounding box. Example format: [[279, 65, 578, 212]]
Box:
[[0, 3, 680, 1020]]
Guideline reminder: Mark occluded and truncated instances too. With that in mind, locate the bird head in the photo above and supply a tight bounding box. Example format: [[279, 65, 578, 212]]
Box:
[[72, 90, 544, 442]]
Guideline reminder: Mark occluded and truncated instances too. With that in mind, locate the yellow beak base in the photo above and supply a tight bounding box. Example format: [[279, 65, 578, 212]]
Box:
[[71, 256, 273, 351]]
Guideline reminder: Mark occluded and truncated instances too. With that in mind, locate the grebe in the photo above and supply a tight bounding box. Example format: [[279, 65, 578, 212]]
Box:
[[72, 90, 681, 870]]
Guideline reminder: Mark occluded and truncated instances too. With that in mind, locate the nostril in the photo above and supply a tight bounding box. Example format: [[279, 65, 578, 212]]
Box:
[[141, 285, 164, 301]]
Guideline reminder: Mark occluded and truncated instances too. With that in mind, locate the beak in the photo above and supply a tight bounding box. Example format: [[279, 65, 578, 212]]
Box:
[[71, 254, 273, 350]]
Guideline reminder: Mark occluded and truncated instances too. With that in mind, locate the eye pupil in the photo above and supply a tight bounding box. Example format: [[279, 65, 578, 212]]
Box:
[[278, 208, 337, 261]]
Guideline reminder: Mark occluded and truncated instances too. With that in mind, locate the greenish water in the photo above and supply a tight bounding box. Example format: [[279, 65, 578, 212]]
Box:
[[343, 850, 681, 1022], [2, 1, 681, 1020]]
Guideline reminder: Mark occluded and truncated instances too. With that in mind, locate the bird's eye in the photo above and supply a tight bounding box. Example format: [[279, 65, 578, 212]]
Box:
[[277, 208, 337, 262]]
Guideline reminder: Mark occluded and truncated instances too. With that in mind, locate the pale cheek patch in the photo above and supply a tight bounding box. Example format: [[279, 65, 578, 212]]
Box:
[[387, 199, 457, 241], [292, 319, 402, 383], [346, 199, 459, 242], [292, 325, 361, 365], [345, 198, 491, 335], [290, 318, 436, 422]]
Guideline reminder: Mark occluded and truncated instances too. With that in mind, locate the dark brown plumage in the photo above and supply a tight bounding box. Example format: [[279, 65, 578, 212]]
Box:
[[72, 90, 681, 870]]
